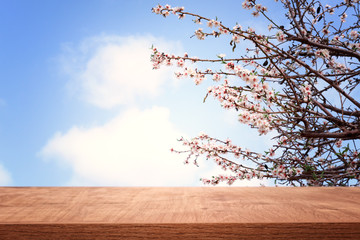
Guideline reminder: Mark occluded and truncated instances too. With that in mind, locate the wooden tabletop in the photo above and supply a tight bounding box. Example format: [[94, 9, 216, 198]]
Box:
[[0, 187, 359, 239]]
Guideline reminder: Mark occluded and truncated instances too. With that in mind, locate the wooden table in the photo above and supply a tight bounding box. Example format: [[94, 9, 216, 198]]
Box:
[[0, 187, 359, 239]]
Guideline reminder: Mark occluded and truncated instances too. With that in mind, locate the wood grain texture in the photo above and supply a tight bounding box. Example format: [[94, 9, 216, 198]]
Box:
[[0, 187, 359, 239]]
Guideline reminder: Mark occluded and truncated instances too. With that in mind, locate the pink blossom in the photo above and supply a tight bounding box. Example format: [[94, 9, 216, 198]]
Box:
[[276, 31, 285, 42], [341, 13, 347, 22], [295, 168, 303, 175], [252, 11, 260, 17], [242, 2, 252, 10], [233, 24, 242, 31], [255, 4, 262, 11], [212, 73, 221, 82], [177, 59, 184, 67], [232, 34, 241, 43], [207, 19, 215, 28], [315, 49, 330, 59], [195, 28, 205, 40], [152, 5, 162, 14], [350, 30, 359, 39], [269, 148, 275, 157], [322, 28, 330, 35], [335, 139, 342, 148], [219, 27, 229, 34], [163, 11, 170, 17]]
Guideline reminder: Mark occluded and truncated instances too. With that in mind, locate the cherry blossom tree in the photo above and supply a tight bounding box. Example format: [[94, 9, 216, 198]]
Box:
[[151, 0, 360, 186]]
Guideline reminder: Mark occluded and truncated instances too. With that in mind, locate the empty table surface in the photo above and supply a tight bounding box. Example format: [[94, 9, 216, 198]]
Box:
[[0, 187, 359, 239]]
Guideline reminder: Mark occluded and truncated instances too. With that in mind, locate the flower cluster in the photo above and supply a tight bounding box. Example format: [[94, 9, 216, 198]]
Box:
[[175, 133, 304, 185], [315, 49, 330, 59], [242, 0, 268, 17], [271, 165, 303, 180], [207, 19, 221, 28], [335, 139, 343, 148], [224, 62, 275, 98], [195, 28, 206, 40], [152, 4, 184, 18], [300, 83, 312, 102]]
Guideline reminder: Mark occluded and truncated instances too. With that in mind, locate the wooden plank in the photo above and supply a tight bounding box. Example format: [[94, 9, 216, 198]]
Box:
[[0, 187, 359, 239]]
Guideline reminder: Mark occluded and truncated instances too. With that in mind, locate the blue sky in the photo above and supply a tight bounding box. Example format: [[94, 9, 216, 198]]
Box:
[[0, 0, 278, 186]]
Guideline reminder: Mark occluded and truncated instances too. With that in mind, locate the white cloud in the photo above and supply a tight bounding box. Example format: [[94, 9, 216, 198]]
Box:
[[49, 33, 273, 187], [0, 163, 12, 185], [61, 35, 182, 109], [40, 106, 202, 186]]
